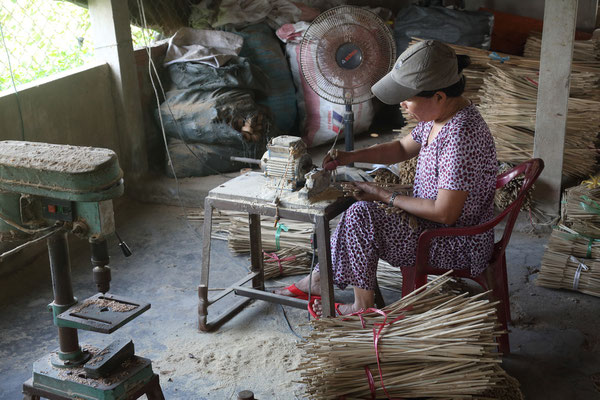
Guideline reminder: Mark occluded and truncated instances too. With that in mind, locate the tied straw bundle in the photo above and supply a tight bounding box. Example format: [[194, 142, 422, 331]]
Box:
[[524, 31, 599, 63], [408, 39, 600, 179], [294, 272, 513, 399], [560, 181, 600, 238], [187, 209, 414, 291], [478, 65, 600, 179], [537, 230, 600, 298]]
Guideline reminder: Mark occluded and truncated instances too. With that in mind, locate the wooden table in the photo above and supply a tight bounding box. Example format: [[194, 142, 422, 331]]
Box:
[[197, 171, 354, 331]]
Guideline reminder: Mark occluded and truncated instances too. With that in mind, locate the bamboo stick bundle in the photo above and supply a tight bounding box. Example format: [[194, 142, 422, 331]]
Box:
[[494, 162, 534, 212], [418, 39, 600, 101], [439, 41, 600, 74], [537, 248, 600, 298], [544, 225, 600, 260], [478, 66, 600, 179], [294, 273, 507, 399], [561, 184, 600, 238], [227, 214, 315, 253], [524, 31, 599, 62], [185, 209, 233, 240], [262, 247, 313, 279]]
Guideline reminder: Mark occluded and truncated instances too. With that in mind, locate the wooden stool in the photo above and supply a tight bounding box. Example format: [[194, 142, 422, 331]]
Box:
[[23, 373, 165, 400]]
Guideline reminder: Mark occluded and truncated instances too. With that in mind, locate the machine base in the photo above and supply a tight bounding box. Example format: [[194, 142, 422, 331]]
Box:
[[26, 351, 162, 400]]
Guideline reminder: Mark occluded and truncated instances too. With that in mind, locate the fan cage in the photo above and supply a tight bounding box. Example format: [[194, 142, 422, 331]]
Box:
[[299, 5, 396, 105]]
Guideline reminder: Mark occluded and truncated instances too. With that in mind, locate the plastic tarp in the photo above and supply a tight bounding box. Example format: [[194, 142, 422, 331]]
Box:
[[227, 23, 297, 134], [163, 28, 243, 67], [189, 0, 319, 30], [158, 57, 274, 177], [394, 6, 494, 53]]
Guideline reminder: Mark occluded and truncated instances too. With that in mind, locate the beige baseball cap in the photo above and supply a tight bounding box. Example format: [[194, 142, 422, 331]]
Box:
[[371, 40, 462, 105]]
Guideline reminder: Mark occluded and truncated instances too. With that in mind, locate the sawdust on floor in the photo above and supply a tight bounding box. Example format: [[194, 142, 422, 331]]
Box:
[[152, 321, 308, 399]]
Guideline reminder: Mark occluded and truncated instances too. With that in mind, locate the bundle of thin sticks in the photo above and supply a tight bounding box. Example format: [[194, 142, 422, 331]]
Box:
[[294, 273, 505, 399], [478, 65, 600, 178], [188, 209, 427, 291], [524, 31, 599, 62], [369, 151, 418, 187], [495, 162, 534, 212], [227, 213, 314, 253], [262, 247, 313, 280], [537, 229, 600, 298], [560, 183, 600, 238], [396, 156, 418, 186]]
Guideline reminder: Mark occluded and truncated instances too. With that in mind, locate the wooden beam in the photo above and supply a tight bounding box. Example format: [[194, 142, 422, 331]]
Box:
[[533, 0, 578, 217], [88, 0, 148, 179]]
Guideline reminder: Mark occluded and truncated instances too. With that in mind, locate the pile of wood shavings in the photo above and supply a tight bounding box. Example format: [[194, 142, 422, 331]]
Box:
[[71, 298, 136, 313], [54, 350, 143, 387]]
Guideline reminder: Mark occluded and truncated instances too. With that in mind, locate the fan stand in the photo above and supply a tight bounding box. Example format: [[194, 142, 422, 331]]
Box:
[[343, 103, 354, 166]]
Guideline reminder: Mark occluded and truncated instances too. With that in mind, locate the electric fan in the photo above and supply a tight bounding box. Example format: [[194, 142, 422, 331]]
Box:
[[299, 6, 396, 152]]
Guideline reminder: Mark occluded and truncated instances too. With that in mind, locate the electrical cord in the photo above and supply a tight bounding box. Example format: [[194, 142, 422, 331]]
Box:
[[0, 226, 63, 262], [0, 211, 58, 234], [135, 0, 257, 244], [0, 21, 25, 140], [307, 229, 317, 320], [279, 304, 306, 342]]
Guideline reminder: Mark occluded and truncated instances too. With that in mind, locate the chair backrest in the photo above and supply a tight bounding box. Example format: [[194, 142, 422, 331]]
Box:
[[490, 158, 545, 259]]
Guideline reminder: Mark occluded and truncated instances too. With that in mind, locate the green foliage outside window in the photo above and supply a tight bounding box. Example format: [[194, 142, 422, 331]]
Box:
[[0, 0, 158, 92]]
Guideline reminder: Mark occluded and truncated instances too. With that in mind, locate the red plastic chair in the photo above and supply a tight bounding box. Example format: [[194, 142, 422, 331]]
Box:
[[399, 158, 544, 354]]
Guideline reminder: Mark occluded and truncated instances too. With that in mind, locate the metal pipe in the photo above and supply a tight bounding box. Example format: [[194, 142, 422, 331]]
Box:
[[47, 232, 81, 355], [344, 103, 354, 167], [230, 156, 261, 165]]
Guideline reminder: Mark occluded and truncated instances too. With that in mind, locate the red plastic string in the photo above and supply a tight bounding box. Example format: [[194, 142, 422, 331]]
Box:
[[525, 76, 539, 87], [364, 365, 376, 400], [263, 252, 296, 274], [348, 307, 407, 400]]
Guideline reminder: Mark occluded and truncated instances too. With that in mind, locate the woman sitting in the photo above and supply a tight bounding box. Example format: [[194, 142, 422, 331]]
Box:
[[276, 40, 497, 316]]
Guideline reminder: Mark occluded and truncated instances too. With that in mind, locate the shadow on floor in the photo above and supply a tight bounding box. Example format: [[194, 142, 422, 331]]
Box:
[[1, 196, 599, 399]]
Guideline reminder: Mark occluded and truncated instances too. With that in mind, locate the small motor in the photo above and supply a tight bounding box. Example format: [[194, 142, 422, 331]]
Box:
[[261, 136, 313, 190]]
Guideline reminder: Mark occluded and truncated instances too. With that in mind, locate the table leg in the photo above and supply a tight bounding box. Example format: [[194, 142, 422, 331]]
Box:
[[249, 214, 264, 290], [315, 217, 335, 318], [198, 198, 213, 331]]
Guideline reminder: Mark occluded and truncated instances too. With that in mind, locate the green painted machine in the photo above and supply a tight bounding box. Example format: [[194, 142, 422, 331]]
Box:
[[0, 141, 164, 400]]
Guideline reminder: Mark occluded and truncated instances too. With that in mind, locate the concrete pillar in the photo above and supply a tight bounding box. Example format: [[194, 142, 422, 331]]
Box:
[[532, 0, 578, 216], [88, 0, 148, 179]]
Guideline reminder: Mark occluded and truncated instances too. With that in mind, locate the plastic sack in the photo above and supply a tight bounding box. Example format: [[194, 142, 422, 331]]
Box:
[[189, 0, 316, 30], [159, 88, 272, 145], [277, 22, 375, 148], [165, 138, 261, 178], [228, 23, 297, 134], [163, 28, 243, 67], [394, 6, 494, 53], [165, 56, 268, 93]]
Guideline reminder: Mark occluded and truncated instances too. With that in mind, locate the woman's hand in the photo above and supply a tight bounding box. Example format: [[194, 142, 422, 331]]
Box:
[[343, 182, 389, 203], [322, 150, 351, 170]]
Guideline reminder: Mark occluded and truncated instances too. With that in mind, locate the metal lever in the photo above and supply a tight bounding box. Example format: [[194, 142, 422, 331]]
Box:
[[115, 231, 132, 257]]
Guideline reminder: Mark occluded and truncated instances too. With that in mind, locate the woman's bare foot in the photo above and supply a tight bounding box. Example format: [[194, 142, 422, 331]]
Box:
[[311, 299, 366, 317], [273, 272, 321, 297], [311, 287, 375, 317]]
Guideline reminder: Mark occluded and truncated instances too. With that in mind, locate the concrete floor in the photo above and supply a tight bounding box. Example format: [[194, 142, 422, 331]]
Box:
[[1, 134, 600, 399]]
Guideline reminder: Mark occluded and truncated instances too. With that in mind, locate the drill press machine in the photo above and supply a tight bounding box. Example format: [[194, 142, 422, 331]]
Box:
[[0, 141, 163, 400]]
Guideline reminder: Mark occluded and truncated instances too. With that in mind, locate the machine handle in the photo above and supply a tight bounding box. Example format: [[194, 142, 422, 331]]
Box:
[[115, 231, 132, 257]]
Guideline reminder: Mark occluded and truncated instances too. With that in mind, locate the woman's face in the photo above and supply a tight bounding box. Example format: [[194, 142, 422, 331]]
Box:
[[400, 95, 441, 123]]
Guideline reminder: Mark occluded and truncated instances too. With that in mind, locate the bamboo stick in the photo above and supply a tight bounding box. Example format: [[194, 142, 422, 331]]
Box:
[[294, 273, 514, 399]]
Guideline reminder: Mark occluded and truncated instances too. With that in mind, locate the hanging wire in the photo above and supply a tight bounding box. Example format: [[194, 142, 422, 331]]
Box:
[[0, 21, 25, 141]]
